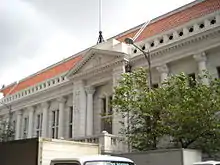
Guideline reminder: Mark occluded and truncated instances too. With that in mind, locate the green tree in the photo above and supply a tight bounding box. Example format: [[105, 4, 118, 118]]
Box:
[[163, 72, 220, 155], [112, 67, 220, 155], [0, 120, 15, 142], [112, 67, 168, 150]]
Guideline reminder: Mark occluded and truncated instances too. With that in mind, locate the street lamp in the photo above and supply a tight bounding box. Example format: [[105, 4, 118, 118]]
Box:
[[124, 37, 152, 90]]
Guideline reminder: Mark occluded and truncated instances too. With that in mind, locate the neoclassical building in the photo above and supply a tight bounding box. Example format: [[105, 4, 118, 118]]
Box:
[[0, 0, 220, 153]]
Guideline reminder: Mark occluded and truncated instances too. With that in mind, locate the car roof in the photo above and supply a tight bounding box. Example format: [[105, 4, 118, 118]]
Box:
[[193, 161, 220, 165], [51, 155, 134, 164]]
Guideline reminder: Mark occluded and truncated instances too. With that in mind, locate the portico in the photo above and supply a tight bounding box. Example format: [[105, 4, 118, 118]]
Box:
[[66, 48, 129, 138]]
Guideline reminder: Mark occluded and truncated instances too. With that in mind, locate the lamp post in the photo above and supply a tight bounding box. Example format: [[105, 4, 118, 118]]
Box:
[[124, 37, 152, 90], [124, 37, 153, 152]]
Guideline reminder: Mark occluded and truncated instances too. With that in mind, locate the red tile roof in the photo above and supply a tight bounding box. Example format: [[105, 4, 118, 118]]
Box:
[[1, 55, 82, 96], [1, 0, 220, 97], [136, 0, 220, 42]]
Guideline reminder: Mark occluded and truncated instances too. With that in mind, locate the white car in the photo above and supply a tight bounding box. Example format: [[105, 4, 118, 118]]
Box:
[[50, 155, 135, 165], [193, 161, 220, 165]]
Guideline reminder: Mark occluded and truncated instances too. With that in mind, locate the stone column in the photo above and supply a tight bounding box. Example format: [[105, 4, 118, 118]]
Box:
[[73, 88, 79, 138], [41, 102, 49, 138], [73, 80, 87, 137], [156, 64, 169, 84], [15, 110, 22, 140], [112, 65, 126, 135], [57, 97, 66, 138], [85, 86, 95, 136], [27, 107, 34, 138], [193, 52, 209, 85]]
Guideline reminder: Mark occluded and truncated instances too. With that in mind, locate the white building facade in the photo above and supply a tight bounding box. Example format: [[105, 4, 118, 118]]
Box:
[[0, 0, 220, 153]]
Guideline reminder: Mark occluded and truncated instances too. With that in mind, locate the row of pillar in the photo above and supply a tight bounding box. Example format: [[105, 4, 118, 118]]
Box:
[[15, 97, 66, 140], [14, 51, 208, 140]]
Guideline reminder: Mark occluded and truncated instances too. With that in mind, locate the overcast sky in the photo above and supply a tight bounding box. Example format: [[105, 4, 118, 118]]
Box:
[[0, 0, 194, 87]]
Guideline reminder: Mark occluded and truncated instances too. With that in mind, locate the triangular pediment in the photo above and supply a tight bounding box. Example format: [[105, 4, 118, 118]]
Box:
[[66, 48, 128, 78]]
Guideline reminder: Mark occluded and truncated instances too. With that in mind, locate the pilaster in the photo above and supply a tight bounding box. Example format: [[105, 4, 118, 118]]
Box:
[[112, 65, 125, 87], [57, 97, 66, 138], [85, 86, 95, 136], [193, 52, 209, 85], [73, 80, 87, 137], [27, 106, 34, 138], [156, 64, 169, 83], [112, 65, 125, 135], [73, 86, 79, 138], [15, 110, 22, 140], [41, 102, 49, 138]]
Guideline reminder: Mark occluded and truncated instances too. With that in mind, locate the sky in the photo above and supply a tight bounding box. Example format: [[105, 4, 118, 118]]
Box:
[[0, 0, 194, 88]]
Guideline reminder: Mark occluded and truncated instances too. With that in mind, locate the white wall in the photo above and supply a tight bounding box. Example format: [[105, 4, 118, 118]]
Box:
[[206, 47, 220, 78], [169, 56, 197, 75]]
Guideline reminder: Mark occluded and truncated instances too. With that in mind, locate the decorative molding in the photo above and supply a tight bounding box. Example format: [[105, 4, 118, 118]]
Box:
[[0, 82, 73, 114], [41, 102, 49, 109], [72, 57, 128, 80], [156, 64, 169, 74], [85, 86, 95, 95], [0, 72, 68, 106], [66, 48, 128, 78], [138, 12, 220, 51], [57, 97, 66, 103], [16, 110, 22, 115], [73, 80, 85, 87], [193, 52, 207, 62], [27, 106, 35, 111], [131, 26, 220, 67], [92, 55, 102, 67]]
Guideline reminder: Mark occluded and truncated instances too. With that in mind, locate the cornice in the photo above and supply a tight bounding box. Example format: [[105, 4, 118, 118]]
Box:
[[132, 11, 220, 55], [131, 26, 220, 65], [0, 81, 73, 114], [71, 57, 128, 80]]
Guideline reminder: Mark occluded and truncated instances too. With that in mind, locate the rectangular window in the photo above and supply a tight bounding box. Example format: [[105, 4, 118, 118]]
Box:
[[102, 98, 106, 115], [51, 110, 59, 139], [101, 95, 113, 134], [23, 117, 28, 138], [188, 73, 196, 87], [108, 96, 113, 115], [52, 111, 56, 126], [217, 66, 220, 78], [12, 120, 16, 139], [69, 106, 73, 138], [36, 113, 43, 137], [152, 83, 159, 89]]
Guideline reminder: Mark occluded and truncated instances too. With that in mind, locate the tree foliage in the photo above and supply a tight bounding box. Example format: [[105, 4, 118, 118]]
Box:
[[0, 120, 15, 142], [112, 67, 220, 155]]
